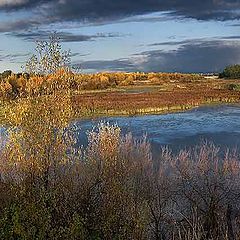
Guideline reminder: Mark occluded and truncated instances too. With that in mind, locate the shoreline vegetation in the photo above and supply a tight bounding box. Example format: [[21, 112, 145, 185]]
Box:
[[71, 81, 240, 117], [1, 35, 240, 239], [1, 76, 240, 122], [2, 104, 240, 239]]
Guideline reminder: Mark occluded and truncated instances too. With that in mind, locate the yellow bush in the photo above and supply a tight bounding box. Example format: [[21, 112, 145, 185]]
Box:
[[26, 76, 45, 95], [0, 81, 12, 98], [8, 74, 26, 94]]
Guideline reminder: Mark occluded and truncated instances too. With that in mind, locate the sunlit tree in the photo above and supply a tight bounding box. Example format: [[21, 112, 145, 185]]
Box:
[[25, 33, 71, 75]]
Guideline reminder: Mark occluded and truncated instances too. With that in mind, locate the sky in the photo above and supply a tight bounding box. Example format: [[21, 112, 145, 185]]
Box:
[[0, 0, 240, 73]]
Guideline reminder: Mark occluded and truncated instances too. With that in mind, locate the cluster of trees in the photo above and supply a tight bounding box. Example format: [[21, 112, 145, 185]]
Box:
[[0, 71, 30, 80], [0, 70, 205, 99], [220, 65, 240, 79], [1, 97, 240, 239]]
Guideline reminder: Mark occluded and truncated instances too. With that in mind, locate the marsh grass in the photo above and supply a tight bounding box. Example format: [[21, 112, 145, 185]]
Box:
[[0, 96, 240, 239]]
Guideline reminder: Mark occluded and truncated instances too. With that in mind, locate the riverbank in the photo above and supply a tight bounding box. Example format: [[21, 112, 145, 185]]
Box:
[[72, 78, 240, 117], [1, 78, 240, 122]]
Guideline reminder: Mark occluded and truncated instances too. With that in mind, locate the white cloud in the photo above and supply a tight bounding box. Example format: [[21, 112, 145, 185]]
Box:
[[0, 0, 27, 7]]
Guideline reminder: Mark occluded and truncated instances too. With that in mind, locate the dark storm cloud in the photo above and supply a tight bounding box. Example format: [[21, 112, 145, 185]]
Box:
[[0, 51, 86, 64], [148, 36, 240, 47], [70, 52, 90, 58], [140, 40, 240, 73], [0, 0, 239, 32], [0, 52, 30, 63], [79, 40, 240, 73], [9, 30, 123, 42], [0, 19, 40, 32], [148, 40, 197, 47], [74, 59, 137, 72], [219, 36, 240, 40], [42, 0, 240, 22], [0, 0, 52, 10]]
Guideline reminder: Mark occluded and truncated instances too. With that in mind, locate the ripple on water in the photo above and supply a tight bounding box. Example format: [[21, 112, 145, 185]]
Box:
[[74, 104, 240, 152]]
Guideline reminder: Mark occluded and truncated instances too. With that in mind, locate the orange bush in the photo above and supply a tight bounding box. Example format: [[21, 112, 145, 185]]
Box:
[[0, 71, 204, 99]]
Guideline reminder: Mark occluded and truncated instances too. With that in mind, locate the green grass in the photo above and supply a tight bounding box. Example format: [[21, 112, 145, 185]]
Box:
[[226, 83, 240, 91]]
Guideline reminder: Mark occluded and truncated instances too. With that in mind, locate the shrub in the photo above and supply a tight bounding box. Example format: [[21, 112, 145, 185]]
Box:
[[25, 33, 71, 75], [0, 81, 12, 99], [118, 75, 134, 86], [1, 70, 12, 80], [220, 65, 240, 79], [7, 74, 26, 97], [0, 98, 152, 238], [1, 99, 240, 239], [226, 83, 240, 91]]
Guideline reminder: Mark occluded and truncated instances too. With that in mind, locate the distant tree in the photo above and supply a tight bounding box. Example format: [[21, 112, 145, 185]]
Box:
[[1, 70, 12, 79], [25, 33, 71, 75], [219, 64, 240, 79]]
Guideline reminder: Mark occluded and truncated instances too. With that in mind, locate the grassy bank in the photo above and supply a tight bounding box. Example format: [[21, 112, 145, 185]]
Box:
[[71, 79, 240, 118], [1, 78, 240, 123]]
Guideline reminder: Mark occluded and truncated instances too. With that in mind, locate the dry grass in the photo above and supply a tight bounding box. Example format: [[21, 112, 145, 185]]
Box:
[[72, 86, 240, 116], [0, 95, 240, 239]]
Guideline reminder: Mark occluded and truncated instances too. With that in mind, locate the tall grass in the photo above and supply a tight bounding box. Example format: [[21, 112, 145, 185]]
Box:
[[0, 95, 240, 239]]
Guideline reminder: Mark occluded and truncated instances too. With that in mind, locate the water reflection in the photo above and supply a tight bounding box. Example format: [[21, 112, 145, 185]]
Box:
[[73, 104, 240, 153], [1, 104, 240, 155]]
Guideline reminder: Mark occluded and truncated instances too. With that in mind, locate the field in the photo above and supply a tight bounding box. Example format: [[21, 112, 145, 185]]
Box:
[[71, 78, 240, 117], [1, 73, 240, 121]]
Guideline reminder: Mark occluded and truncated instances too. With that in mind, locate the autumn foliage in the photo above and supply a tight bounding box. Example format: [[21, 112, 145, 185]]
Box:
[[0, 70, 205, 99], [1, 100, 240, 239]]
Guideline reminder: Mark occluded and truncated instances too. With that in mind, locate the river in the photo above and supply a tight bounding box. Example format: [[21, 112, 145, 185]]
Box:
[[74, 104, 240, 154]]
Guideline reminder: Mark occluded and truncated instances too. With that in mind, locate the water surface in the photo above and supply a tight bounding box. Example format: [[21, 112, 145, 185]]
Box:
[[74, 104, 240, 153]]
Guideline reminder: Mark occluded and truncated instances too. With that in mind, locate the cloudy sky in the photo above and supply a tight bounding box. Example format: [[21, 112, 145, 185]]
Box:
[[0, 0, 240, 73]]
